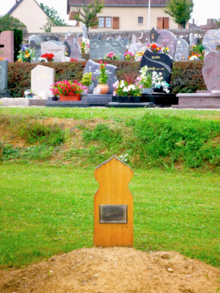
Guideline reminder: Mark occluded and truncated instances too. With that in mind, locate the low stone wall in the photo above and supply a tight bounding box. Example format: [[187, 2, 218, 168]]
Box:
[[23, 28, 206, 41]]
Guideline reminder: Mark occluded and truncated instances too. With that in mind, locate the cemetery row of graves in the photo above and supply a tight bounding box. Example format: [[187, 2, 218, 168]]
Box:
[[1, 27, 220, 108]]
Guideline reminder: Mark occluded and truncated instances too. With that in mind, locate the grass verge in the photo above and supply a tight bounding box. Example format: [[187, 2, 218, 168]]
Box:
[[0, 163, 219, 269]]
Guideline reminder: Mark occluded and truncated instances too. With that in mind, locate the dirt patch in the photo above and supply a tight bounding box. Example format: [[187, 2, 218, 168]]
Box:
[[0, 247, 219, 293]]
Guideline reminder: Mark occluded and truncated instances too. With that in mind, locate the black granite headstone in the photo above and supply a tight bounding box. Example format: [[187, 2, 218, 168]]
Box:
[[140, 49, 173, 84], [150, 28, 160, 43], [83, 59, 117, 94]]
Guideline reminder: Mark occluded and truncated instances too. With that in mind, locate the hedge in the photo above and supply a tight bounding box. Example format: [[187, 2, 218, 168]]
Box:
[[8, 60, 206, 97]]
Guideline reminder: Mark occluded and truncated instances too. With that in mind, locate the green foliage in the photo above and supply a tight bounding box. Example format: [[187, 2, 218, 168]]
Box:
[[170, 60, 206, 94], [129, 113, 220, 168], [19, 122, 65, 145], [39, 3, 67, 26], [164, 0, 194, 28], [0, 14, 26, 31], [80, 72, 92, 86], [0, 29, 23, 61], [40, 17, 54, 33], [7, 60, 206, 97], [74, 0, 104, 31], [192, 44, 205, 54], [83, 123, 122, 148]]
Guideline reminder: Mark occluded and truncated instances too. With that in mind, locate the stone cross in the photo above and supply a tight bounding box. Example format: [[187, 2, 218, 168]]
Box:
[[94, 156, 134, 247]]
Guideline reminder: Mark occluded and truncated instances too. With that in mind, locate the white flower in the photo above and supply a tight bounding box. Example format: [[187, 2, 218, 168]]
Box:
[[120, 80, 125, 87], [123, 87, 129, 92], [128, 85, 135, 90]]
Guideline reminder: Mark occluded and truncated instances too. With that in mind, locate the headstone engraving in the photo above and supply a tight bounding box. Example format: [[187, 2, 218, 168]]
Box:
[[90, 39, 126, 61], [140, 49, 173, 84], [83, 59, 117, 94], [41, 42, 66, 62], [203, 30, 220, 53], [202, 50, 220, 91], [31, 65, 55, 99], [174, 38, 189, 61], [156, 30, 177, 59], [0, 31, 14, 62], [94, 156, 134, 247]]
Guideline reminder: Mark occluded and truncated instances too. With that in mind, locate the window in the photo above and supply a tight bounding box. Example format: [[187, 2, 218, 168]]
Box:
[[138, 17, 143, 24], [157, 17, 169, 29], [98, 17, 112, 28]]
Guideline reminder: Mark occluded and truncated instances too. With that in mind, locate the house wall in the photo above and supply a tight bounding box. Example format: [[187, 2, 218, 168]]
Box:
[[10, 0, 48, 33], [63, 6, 178, 32]]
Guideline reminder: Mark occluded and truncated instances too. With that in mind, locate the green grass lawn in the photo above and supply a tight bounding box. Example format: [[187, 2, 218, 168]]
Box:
[[0, 163, 219, 269]]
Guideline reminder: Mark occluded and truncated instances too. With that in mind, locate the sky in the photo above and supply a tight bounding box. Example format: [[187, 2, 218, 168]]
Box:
[[1, 0, 220, 26]]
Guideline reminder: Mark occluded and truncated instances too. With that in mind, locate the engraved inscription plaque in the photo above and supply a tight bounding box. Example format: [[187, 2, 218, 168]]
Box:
[[99, 205, 127, 223]]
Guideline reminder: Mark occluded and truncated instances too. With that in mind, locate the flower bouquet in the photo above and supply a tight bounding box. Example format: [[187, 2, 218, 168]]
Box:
[[24, 89, 35, 98], [41, 53, 55, 62], [113, 80, 141, 97], [96, 61, 109, 94], [81, 40, 90, 54], [17, 44, 35, 62], [149, 43, 162, 53], [80, 72, 93, 94], [104, 52, 120, 60], [135, 65, 152, 93], [162, 47, 170, 54], [50, 80, 85, 101], [135, 51, 144, 61], [188, 52, 203, 61], [152, 71, 170, 93], [124, 51, 134, 61]]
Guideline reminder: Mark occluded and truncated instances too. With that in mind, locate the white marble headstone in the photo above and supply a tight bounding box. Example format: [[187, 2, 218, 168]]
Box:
[[41, 42, 66, 62], [31, 65, 55, 99]]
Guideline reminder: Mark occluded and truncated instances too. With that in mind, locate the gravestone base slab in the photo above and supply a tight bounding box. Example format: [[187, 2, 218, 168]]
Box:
[[46, 94, 112, 107], [1, 98, 47, 107], [108, 102, 154, 108], [173, 93, 220, 109], [0, 90, 11, 98]]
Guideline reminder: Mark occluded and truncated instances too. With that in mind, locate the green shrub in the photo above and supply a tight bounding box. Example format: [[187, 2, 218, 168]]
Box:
[[19, 122, 65, 145], [8, 60, 206, 97]]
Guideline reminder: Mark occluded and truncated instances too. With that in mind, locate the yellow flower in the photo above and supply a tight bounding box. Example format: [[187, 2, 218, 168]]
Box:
[[18, 58, 22, 62], [25, 50, 30, 58]]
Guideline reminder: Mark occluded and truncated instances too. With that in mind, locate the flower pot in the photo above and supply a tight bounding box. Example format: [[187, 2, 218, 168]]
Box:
[[26, 95, 33, 99], [153, 86, 164, 93], [59, 94, 81, 101], [97, 84, 109, 95], [142, 88, 152, 94]]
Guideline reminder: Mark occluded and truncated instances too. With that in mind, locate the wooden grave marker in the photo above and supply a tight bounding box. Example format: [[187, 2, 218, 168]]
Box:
[[94, 156, 134, 247]]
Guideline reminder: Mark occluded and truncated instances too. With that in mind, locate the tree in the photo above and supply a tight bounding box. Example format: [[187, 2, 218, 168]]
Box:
[[0, 14, 26, 31], [73, 0, 104, 37], [164, 0, 194, 29], [40, 3, 67, 26], [40, 17, 54, 33]]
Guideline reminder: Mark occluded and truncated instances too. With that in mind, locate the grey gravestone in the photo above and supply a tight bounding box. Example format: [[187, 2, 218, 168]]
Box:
[[140, 49, 173, 84], [29, 35, 40, 44], [83, 59, 117, 94], [41, 42, 66, 62], [47, 40, 63, 46], [123, 38, 129, 46], [138, 31, 147, 44], [150, 28, 160, 43], [156, 30, 177, 59], [189, 33, 194, 47], [174, 38, 189, 61], [203, 30, 220, 53], [90, 39, 126, 61], [0, 60, 8, 90], [66, 35, 81, 59], [128, 43, 146, 55], [30, 40, 41, 61], [131, 34, 137, 44], [183, 35, 190, 45], [97, 33, 102, 40], [116, 35, 121, 41], [0, 60, 10, 97]]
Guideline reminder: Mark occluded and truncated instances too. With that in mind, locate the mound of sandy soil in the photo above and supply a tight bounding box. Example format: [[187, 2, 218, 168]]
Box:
[[0, 247, 219, 293]]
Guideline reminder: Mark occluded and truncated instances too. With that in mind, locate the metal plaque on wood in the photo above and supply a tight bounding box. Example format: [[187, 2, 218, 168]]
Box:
[[99, 205, 127, 223]]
